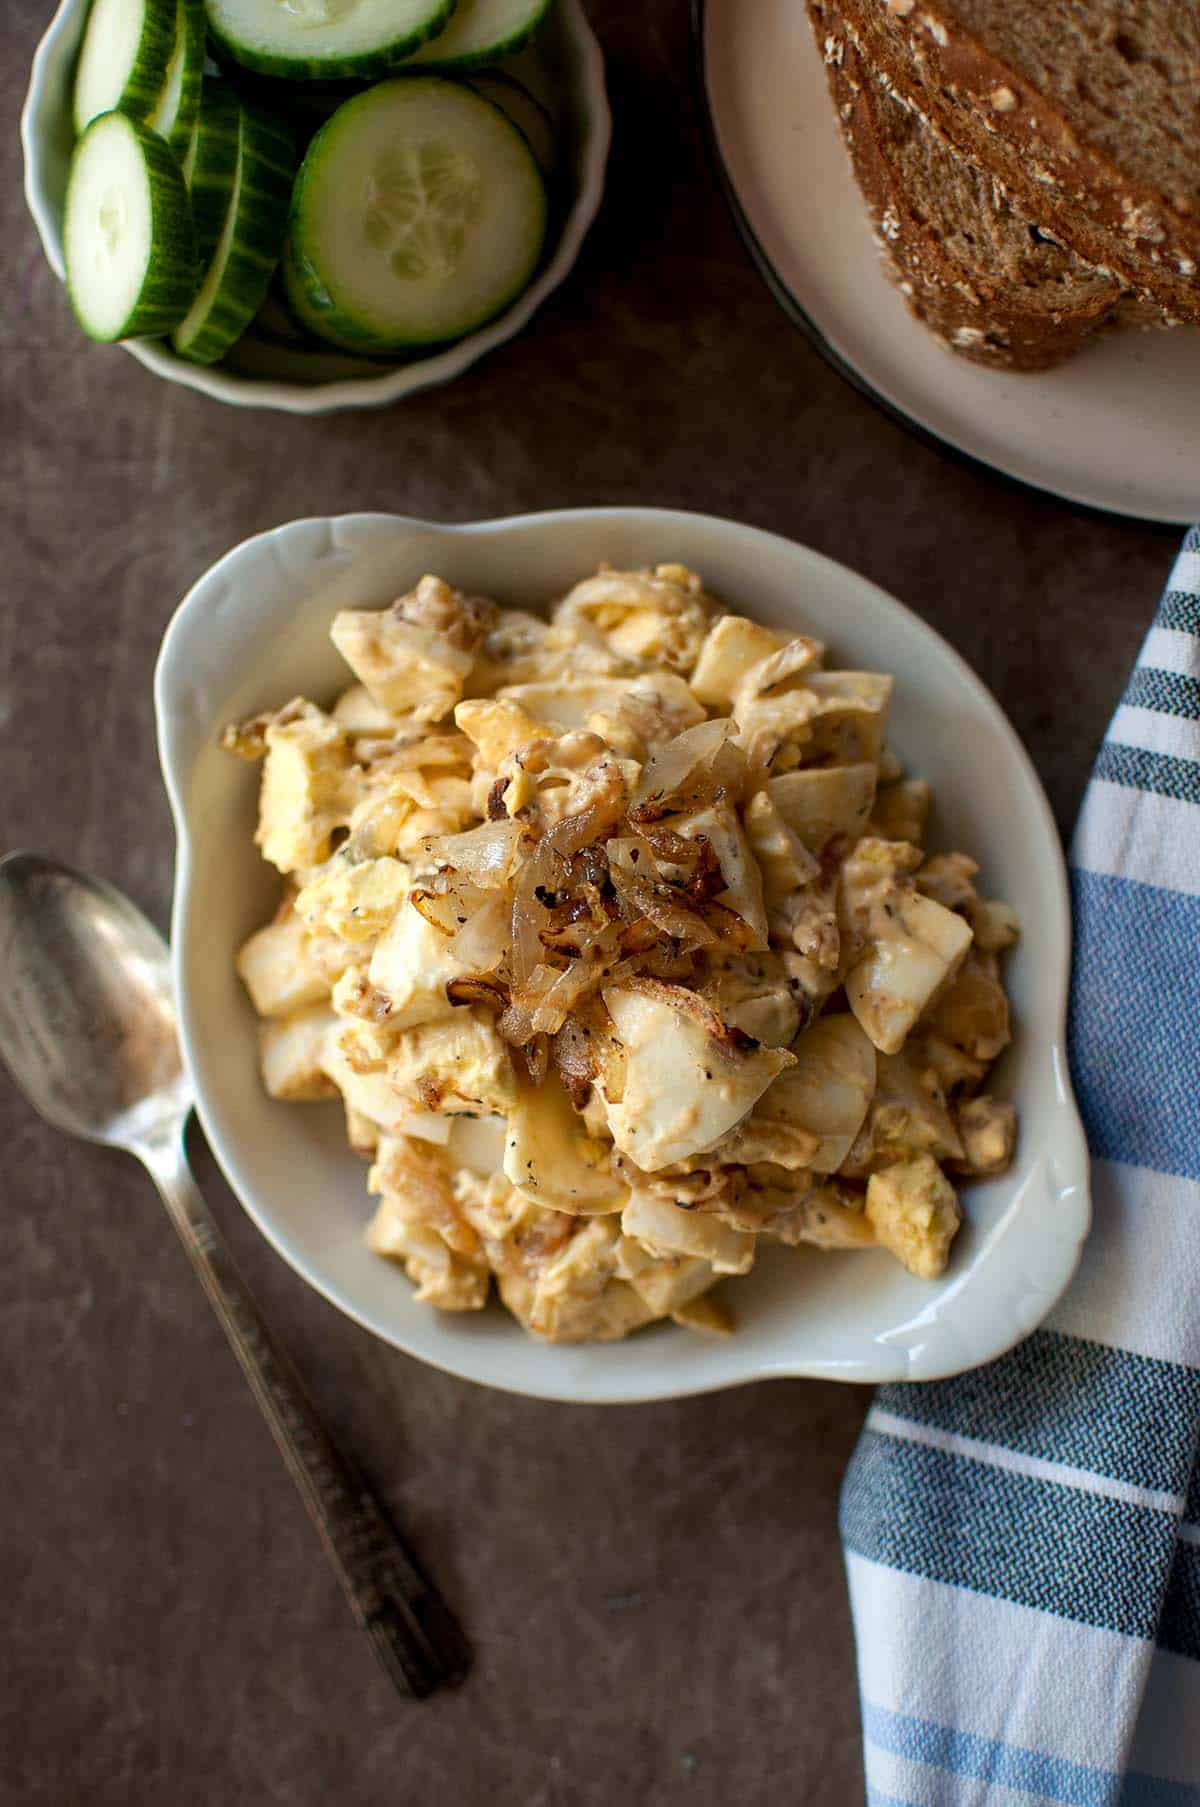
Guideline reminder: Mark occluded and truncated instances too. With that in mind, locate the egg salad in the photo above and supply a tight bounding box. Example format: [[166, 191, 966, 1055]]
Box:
[[227, 564, 1019, 1343]]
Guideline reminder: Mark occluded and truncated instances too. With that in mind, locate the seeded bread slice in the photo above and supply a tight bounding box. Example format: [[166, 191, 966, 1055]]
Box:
[[812, 0, 1137, 370], [830, 0, 1200, 322]]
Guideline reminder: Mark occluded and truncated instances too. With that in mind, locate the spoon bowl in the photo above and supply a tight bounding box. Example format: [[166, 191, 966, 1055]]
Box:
[[0, 852, 187, 1150]]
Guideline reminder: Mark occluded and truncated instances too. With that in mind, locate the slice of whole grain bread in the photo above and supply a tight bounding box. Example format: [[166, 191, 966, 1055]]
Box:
[[831, 0, 1200, 321], [811, 0, 1139, 370]]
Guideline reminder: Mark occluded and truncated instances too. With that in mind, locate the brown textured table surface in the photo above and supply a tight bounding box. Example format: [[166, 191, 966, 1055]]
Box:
[[1, 4, 1183, 1802]]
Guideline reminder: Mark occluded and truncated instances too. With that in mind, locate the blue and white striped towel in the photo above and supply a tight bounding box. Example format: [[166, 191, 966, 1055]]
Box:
[[841, 529, 1200, 1807]]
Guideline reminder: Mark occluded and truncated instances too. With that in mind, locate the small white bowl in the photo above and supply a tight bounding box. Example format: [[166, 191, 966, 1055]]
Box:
[[21, 0, 609, 414], [155, 509, 1090, 1402]]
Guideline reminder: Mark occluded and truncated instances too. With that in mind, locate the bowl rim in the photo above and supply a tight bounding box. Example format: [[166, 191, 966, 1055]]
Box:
[[155, 507, 1092, 1402], [21, 0, 611, 414]]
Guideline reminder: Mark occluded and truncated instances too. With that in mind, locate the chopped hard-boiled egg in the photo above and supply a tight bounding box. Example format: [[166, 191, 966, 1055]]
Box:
[[614, 1237, 719, 1316], [768, 764, 877, 851], [690, 614, 785, 708], [295, 855, 411, 945], [552, 565, 712, 674], [525, 1230, 656, 1344], [232, 561, 1019, 1342], [621, 1191, 755, 1275], [953, 1095, 1017, 1176], [503, 1072, 627, 1215], [768, 1180, 877, 1250], [842, 845, 974, 1055], [454, 696, 551, 769], [599, 983, 793, 1172], [236, 898, 331, 1019], [255, 703, 350, 874], [368, 897, 471, 1030], [926, 949, 1012, 1062], [866, 1155, 961, 1279], [871, 779, 931, 845], [841, 1047, 963, 1177], [742, 789, 820, 906], [321, 1034, 453, 1140], [703, 952, 803, 1049], [331, 684, 398, 734], [745, 1014, 877, 1173], [259, 1005, 338, 1101], [331, 608, 473, 722], [495, 673, 705, 745], [386, 1012, 516, 1117], [366, 1173, 490, 1311]]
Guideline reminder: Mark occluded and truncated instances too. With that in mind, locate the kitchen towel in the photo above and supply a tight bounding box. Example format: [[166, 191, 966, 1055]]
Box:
[[841, 528, 1200, 1806]]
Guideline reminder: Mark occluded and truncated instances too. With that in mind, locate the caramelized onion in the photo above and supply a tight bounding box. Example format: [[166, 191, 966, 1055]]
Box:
[[510, 865, 547, 987], [552, 1019, 596, 1108], [435, 818, 526, 888], [528, 958, 597, 1034], [487, 776, 511, 821], [501, 958, 598, 1043], [410, 888, 465, 937], [607, 847, 716, 948], [637, 824, 703, 868], [641, 943, 703, 983], [446, 977, 510, 1011], [498, 997, 536, 1047], [630, 719, 732, 820], [546, 790, 624, 862], [524, 1033, 549, 1086], [449, 891, 510, 970]]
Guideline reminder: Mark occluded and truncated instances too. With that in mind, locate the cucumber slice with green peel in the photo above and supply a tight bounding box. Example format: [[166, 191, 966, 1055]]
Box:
[[282, 77, 547, 353], [172, 105, 297, 364], [147, 0, 206, 152], [204, 0, 456, 82], [73, 0, 176, 136], [467, 73, 555, 177], [212, 58, 369, 142], [404, 0, 553, 71], [181, 80, 241, 265], [64, 112, 199, 341]]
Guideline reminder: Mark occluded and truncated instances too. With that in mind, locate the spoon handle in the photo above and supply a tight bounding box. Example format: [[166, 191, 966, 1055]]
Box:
[[145, 1139, 470, 1699]]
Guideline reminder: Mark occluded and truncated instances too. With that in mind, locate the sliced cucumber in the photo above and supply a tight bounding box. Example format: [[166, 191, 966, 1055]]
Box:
[[204, 0, 456, 82], [146, 0, 206, 152], [467, 72, 555, 177], [64, 112, 199, 341], [181, 80, 241, 266], [405, 0, 553, 71], [283, 77, 547, 353], [212, 57, 369, 143], [172, 105, 297, 364], [73, 0, 176, 136], [222, 331, 394, 383]]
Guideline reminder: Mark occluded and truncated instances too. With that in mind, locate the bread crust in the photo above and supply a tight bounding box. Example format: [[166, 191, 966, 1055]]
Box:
[[813, 2, 1137, 369], [830, 0, 1200, 321]]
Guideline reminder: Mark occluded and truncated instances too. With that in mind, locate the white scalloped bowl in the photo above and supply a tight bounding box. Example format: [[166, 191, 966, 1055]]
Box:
[[155, 509, 1090, 1401], [21, 0, 608, 413]]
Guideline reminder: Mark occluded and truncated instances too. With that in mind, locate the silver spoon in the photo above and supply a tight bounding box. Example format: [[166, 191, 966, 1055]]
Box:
[[0, 850, 469, 1699]]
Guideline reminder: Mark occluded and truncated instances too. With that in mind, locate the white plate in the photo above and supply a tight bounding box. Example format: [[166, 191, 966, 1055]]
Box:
[[698, 0, 1200, 525], [155, 508, 1090, 1403], [21, 0, 609, 414]]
